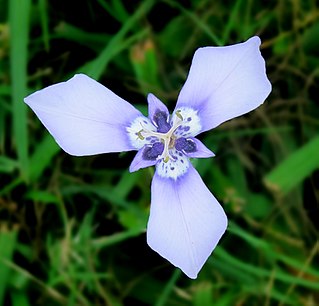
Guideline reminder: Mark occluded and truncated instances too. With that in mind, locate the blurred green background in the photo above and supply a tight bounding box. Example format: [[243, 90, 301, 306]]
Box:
[[0, 0, 318, 305]]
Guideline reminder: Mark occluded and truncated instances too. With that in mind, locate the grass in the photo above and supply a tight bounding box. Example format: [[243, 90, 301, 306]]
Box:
[[0, 0, 318, 305]]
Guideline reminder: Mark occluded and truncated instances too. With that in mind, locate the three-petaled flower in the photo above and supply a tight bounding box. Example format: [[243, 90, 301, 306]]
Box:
[[25, 36, 271, 279]]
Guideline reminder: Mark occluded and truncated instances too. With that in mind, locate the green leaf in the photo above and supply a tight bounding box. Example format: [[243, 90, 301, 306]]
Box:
[[80, 0, 156, 80], [264, 136, 319, 195], [0, 227, 18, 305], [29, 134, 60, 182], [0, 156, 18, 173], [130, 39, 160, 95], [92, 228, 144, 249], [302, 21, 319, 55], [155, 269, 181, 306], [192, 283, 214, 306], [11, 290, 30, 306], [38, 0, 50, 51], [55, 22, 110, 51], [25, 190, 60, 204], [9, 0, 31, 179]]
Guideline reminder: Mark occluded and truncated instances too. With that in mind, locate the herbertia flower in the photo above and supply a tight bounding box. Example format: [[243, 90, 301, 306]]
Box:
[[24, 36, 271, 279]]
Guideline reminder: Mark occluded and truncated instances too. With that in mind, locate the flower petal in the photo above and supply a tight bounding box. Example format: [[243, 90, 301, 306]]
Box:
[[147, 93, 171, 133], [176, 36, 271, 133], [24, 74, 142, 156], [147, 93, 169, 121], [147, 165, 227, 278], [129, 143, 163, 172], [184, 138, 215, 158]]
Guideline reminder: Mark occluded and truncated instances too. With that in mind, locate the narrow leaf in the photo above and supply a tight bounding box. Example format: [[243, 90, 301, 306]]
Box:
[[264, 136, 319, 195]]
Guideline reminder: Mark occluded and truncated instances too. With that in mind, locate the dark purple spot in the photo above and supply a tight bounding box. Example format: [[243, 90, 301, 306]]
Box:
[[181, 159, 184, 163], [175, 137, 197, 153], [143, 142, 164, 160], [183, 126, 190, 132], [187, 117, 192, 121], [143, 120, 148, 124], [170, 167, 175, 171]]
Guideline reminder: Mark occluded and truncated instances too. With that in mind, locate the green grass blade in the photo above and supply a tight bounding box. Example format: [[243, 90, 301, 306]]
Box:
[[166, 0, 222, 45], [264, 136, 319, 195], [215, 247, 319, 290], [55, 22, 110, 51], [9, 0, 31, 180], [130, 39, 160, 95], [11, 291, 30, 306], [221, 0, 244, 44], [29, 134, 60, 182], [0, 155, 18, 173], [0, 228, 18, 305], [92, 228, 144, 249], [38, 0, 50, 51], [155, 269, 181, 306], [80, 0, 155, 80]]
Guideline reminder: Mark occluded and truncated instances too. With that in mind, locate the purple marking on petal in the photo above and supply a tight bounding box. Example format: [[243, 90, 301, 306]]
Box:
[[153, 110, 171, 133], [175, 137, 196, 153], [147, 93, 170, 126], [143, 142, 164, 160], [129, 147, 158, 172], [185, 138, 215, 158]]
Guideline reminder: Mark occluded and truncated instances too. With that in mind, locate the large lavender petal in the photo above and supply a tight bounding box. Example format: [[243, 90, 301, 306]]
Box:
[[176, 36, 271, 133], [25, 74, 142, 156], [147, 165, 227, 278]]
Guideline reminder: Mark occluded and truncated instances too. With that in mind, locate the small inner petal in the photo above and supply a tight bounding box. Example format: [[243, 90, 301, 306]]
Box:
[[153, 110, 171, 133], [143, 142, 164, 160], [175, 137, 197, 153]]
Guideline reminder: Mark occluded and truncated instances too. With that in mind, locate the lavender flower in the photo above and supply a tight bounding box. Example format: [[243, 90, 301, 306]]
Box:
[[24, 36, 271, 278]]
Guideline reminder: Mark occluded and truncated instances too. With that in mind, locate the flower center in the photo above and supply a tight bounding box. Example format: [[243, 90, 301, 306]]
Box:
[[138, 111, 184, 162]]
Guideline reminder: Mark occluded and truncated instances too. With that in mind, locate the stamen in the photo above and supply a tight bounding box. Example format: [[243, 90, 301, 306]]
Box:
[[175, 110, 183, 121], [136, 130, 145, 140]]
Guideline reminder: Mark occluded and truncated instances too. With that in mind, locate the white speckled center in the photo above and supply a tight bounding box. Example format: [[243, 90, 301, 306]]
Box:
[[127, 107, 201, 179]]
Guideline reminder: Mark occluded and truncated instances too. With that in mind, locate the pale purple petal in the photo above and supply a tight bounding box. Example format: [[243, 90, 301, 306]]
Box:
[[176, 36, 271, 133], [147, 165, 227, 278], [24, 74, 142, 156]]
